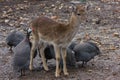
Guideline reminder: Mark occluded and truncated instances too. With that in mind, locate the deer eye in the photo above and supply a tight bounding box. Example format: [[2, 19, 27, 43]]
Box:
[[77, 13, 81, 15]]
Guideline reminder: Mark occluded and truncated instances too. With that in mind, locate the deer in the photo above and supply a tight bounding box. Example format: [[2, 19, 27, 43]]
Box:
[[29, 4, 86, 77]]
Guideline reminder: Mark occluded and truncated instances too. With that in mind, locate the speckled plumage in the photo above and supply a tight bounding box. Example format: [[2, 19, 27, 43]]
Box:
[[6, 31, 25, 49], [12, 32, 37, 76], [73, 41, 101, 66]]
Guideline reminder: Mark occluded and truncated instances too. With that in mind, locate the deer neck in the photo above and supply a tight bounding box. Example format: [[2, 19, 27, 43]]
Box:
[[69, 12, 80, 31], [58, 13, 80, 47]]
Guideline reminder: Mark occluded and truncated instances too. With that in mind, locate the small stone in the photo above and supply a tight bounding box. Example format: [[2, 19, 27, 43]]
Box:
[[51, 4, 55, 7], [9, 23, 14, 26], [105, 67, 109, 70], [7, 8, 13, 13], [118, 16, 120, 19], [51, 16, 58, 20], [88, 69, 93, 73], [4, 19, 9, 23]]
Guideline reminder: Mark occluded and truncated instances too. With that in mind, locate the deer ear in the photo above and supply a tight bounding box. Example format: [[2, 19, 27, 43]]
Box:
[[23, 28, 27, 32], [23, 28, 32, 36], [70, 1, 80, 12], [71, 5, 76, 12]]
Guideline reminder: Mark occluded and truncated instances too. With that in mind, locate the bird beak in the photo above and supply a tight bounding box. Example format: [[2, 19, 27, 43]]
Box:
[[28, 28, 32, 33], [72, 51, 75, 54]]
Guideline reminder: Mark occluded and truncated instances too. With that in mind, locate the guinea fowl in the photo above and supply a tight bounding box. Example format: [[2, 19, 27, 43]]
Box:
[[12, 30, 37, 76], [6, 30, 25, 51], [73, 41, 101, 67]]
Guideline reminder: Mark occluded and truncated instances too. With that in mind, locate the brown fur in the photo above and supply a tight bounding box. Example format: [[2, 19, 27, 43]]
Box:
[[29, 5, 86, 77]]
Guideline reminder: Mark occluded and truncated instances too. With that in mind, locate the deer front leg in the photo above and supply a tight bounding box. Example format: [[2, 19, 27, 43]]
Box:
[[39, 44, 49, 71], [29, 40, 38, 70], [62, 48, 69, 76], [54, 46, 61, 77]]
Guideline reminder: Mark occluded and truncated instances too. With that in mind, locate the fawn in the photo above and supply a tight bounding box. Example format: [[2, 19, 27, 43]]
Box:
[[29, 4, 86, 77]]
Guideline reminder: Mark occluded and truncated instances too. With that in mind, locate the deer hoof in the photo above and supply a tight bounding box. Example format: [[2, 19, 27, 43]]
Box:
[[64, 72, 69, 76], [44, 67, 49, 71], [55, 72, 60, 77], [29, 65, 33, 71]]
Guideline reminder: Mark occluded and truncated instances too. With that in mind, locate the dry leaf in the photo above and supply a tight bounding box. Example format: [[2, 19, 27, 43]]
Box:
[[113, 32, 119, 37]]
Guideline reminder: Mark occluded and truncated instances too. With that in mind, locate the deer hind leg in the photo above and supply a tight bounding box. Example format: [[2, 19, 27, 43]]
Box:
[[29, 33, 39, 70], [39, 42, 49, 71], [54, 45, 61, 77], [62, 48, 69, 76]]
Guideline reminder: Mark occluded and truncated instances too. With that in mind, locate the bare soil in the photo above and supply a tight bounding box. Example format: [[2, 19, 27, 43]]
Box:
[[0, 0, 120, 80]]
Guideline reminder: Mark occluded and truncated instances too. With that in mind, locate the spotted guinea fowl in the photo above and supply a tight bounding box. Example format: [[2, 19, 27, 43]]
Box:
[[6, 30, 25, 51], [73, 41, 101, 67], [12, 30, 37, 76]]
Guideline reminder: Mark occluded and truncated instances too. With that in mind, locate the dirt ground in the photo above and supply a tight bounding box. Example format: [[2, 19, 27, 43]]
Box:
[[0, 0, 120, 80]]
